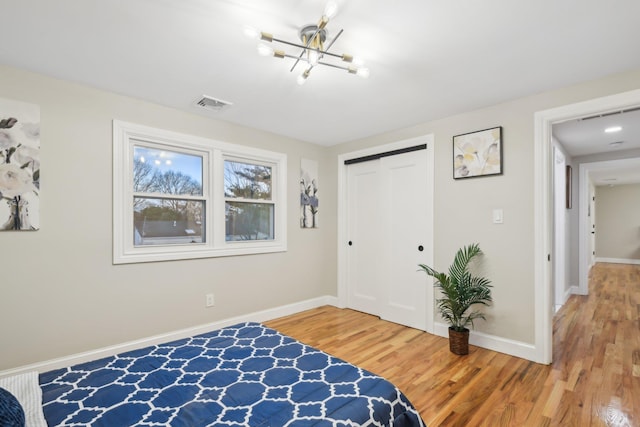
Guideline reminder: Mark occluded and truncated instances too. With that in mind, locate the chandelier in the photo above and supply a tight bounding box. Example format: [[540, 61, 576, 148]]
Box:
[[244, 1, 369, 85]]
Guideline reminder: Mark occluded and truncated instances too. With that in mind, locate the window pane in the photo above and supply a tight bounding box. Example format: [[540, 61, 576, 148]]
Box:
[[134, 197, 204, 246], [225, 202, 274, 241], [134, 146, 203, 196], [224, 160, 272, 200]]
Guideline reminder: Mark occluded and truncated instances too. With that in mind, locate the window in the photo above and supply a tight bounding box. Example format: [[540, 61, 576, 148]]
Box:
[[133, 145, 206, 246], [113, 121, 287, 264], [224, 160, 274, 241]]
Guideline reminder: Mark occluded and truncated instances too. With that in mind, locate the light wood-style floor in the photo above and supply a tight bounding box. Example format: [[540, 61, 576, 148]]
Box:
[[265, 263, 640, 426]]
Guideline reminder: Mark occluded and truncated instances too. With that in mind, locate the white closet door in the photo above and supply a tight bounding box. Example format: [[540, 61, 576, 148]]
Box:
[[346, 160, 383, 316], [378, 151, 428, 330], [346, 149, 429, 330]]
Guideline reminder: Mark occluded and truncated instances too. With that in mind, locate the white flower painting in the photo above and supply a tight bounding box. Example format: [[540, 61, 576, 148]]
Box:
[[453, 126, 502, 179], [300, 158, 319, 228], [0, 98, 40, 231]]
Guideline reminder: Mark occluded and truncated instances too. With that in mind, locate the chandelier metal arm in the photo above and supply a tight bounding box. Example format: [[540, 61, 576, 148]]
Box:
[[318, 28, 343, 60], [288, 25, 323, 72], [270, 33, 346, 72], [281, 52, 313, 63], [273, 37, 344, 60], [292, 29, 345, 78], [270, 37, 331, 54], [317, 61, 350, 72]]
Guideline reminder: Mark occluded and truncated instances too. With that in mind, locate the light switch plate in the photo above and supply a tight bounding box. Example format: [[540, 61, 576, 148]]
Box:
[[492, 209, 504, 224]]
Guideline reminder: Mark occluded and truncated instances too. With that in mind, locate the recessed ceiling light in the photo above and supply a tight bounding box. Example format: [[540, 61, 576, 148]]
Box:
[[605, 126, 622, 133]]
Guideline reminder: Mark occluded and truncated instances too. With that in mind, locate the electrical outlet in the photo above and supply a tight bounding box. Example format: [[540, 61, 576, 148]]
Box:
[[205, 293, 215, 307]]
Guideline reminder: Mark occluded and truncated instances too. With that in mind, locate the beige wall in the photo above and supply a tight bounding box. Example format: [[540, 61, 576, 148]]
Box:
[[2, 63, 640, 371], [0, 65, 336, 370], [595, 184, 640, 260], [328, 69, 640, 344]]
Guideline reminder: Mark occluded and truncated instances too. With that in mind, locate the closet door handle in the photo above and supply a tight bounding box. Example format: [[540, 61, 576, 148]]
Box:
[[418, 245, 424, 252], [348, 241, 353, 246]]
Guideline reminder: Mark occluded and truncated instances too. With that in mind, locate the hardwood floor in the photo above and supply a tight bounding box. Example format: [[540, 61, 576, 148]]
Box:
[[265, 263, 640, 426]]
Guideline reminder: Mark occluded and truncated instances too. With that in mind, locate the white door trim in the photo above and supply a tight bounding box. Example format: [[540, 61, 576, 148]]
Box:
[[553, 145, 566, 311], [337, 135, 435, 333], [533, 88, 640, 364]]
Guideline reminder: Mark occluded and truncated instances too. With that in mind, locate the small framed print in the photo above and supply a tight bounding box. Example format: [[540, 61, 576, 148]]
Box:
[[453, 126, 502, 179]]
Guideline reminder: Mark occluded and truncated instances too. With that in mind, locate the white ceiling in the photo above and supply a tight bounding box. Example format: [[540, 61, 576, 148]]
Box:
[[588, 161, 640, 186], [1, 0, 640, 147], [553, 108, 640, 185], [553, 108, 640, 157]]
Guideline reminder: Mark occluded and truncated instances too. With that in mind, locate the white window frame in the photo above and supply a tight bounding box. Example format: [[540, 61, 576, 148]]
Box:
[[113, 120, 287, 264], [223, 155, 276, 243]]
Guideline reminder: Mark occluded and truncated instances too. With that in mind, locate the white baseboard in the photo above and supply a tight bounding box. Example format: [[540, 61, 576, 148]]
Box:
[[596, 257, 640, 265], [555, 285, 579, 312], [433, 322, 537, 362], [0, 295, 339, 379], [567, 285, 582, 296]]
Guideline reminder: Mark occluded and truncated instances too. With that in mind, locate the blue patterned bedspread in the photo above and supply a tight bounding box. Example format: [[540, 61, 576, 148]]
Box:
[[40, 323, 424, 426]]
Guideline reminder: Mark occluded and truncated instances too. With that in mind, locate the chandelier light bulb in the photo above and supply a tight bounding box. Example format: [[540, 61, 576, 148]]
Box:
[[243, 25, 260, 40], [308, 49, 320, 66], [324, 1, 338, 19], [348, 66, 370, 78], [257, 44, 274, 57], [297, 69, 311, 85], [356, 67, 370, 78]]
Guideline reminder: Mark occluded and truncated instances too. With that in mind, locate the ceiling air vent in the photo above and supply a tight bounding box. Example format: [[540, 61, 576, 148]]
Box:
[[195, 95, 232, 112], [579, 106, 640, 121]]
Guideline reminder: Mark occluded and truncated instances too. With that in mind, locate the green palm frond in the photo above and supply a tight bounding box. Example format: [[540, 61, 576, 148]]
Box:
[[418, 243, 492, 332]]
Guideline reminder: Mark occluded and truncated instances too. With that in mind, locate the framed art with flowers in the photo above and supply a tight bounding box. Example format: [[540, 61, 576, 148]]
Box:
[[0, 97, 40, 231], [453, 126, 502, 179]]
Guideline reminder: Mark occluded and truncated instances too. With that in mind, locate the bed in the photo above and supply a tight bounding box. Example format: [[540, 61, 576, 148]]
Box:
[[38, 322, 424, 426]]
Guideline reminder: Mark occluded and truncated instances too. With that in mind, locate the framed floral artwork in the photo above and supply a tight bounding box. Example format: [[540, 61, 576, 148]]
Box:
[[0, 98, 40, 231], [453, 126, 502, 179]]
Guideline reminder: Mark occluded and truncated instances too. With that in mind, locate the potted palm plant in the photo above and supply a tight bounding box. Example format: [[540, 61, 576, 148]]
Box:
[[418, 243, 492, 355]]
